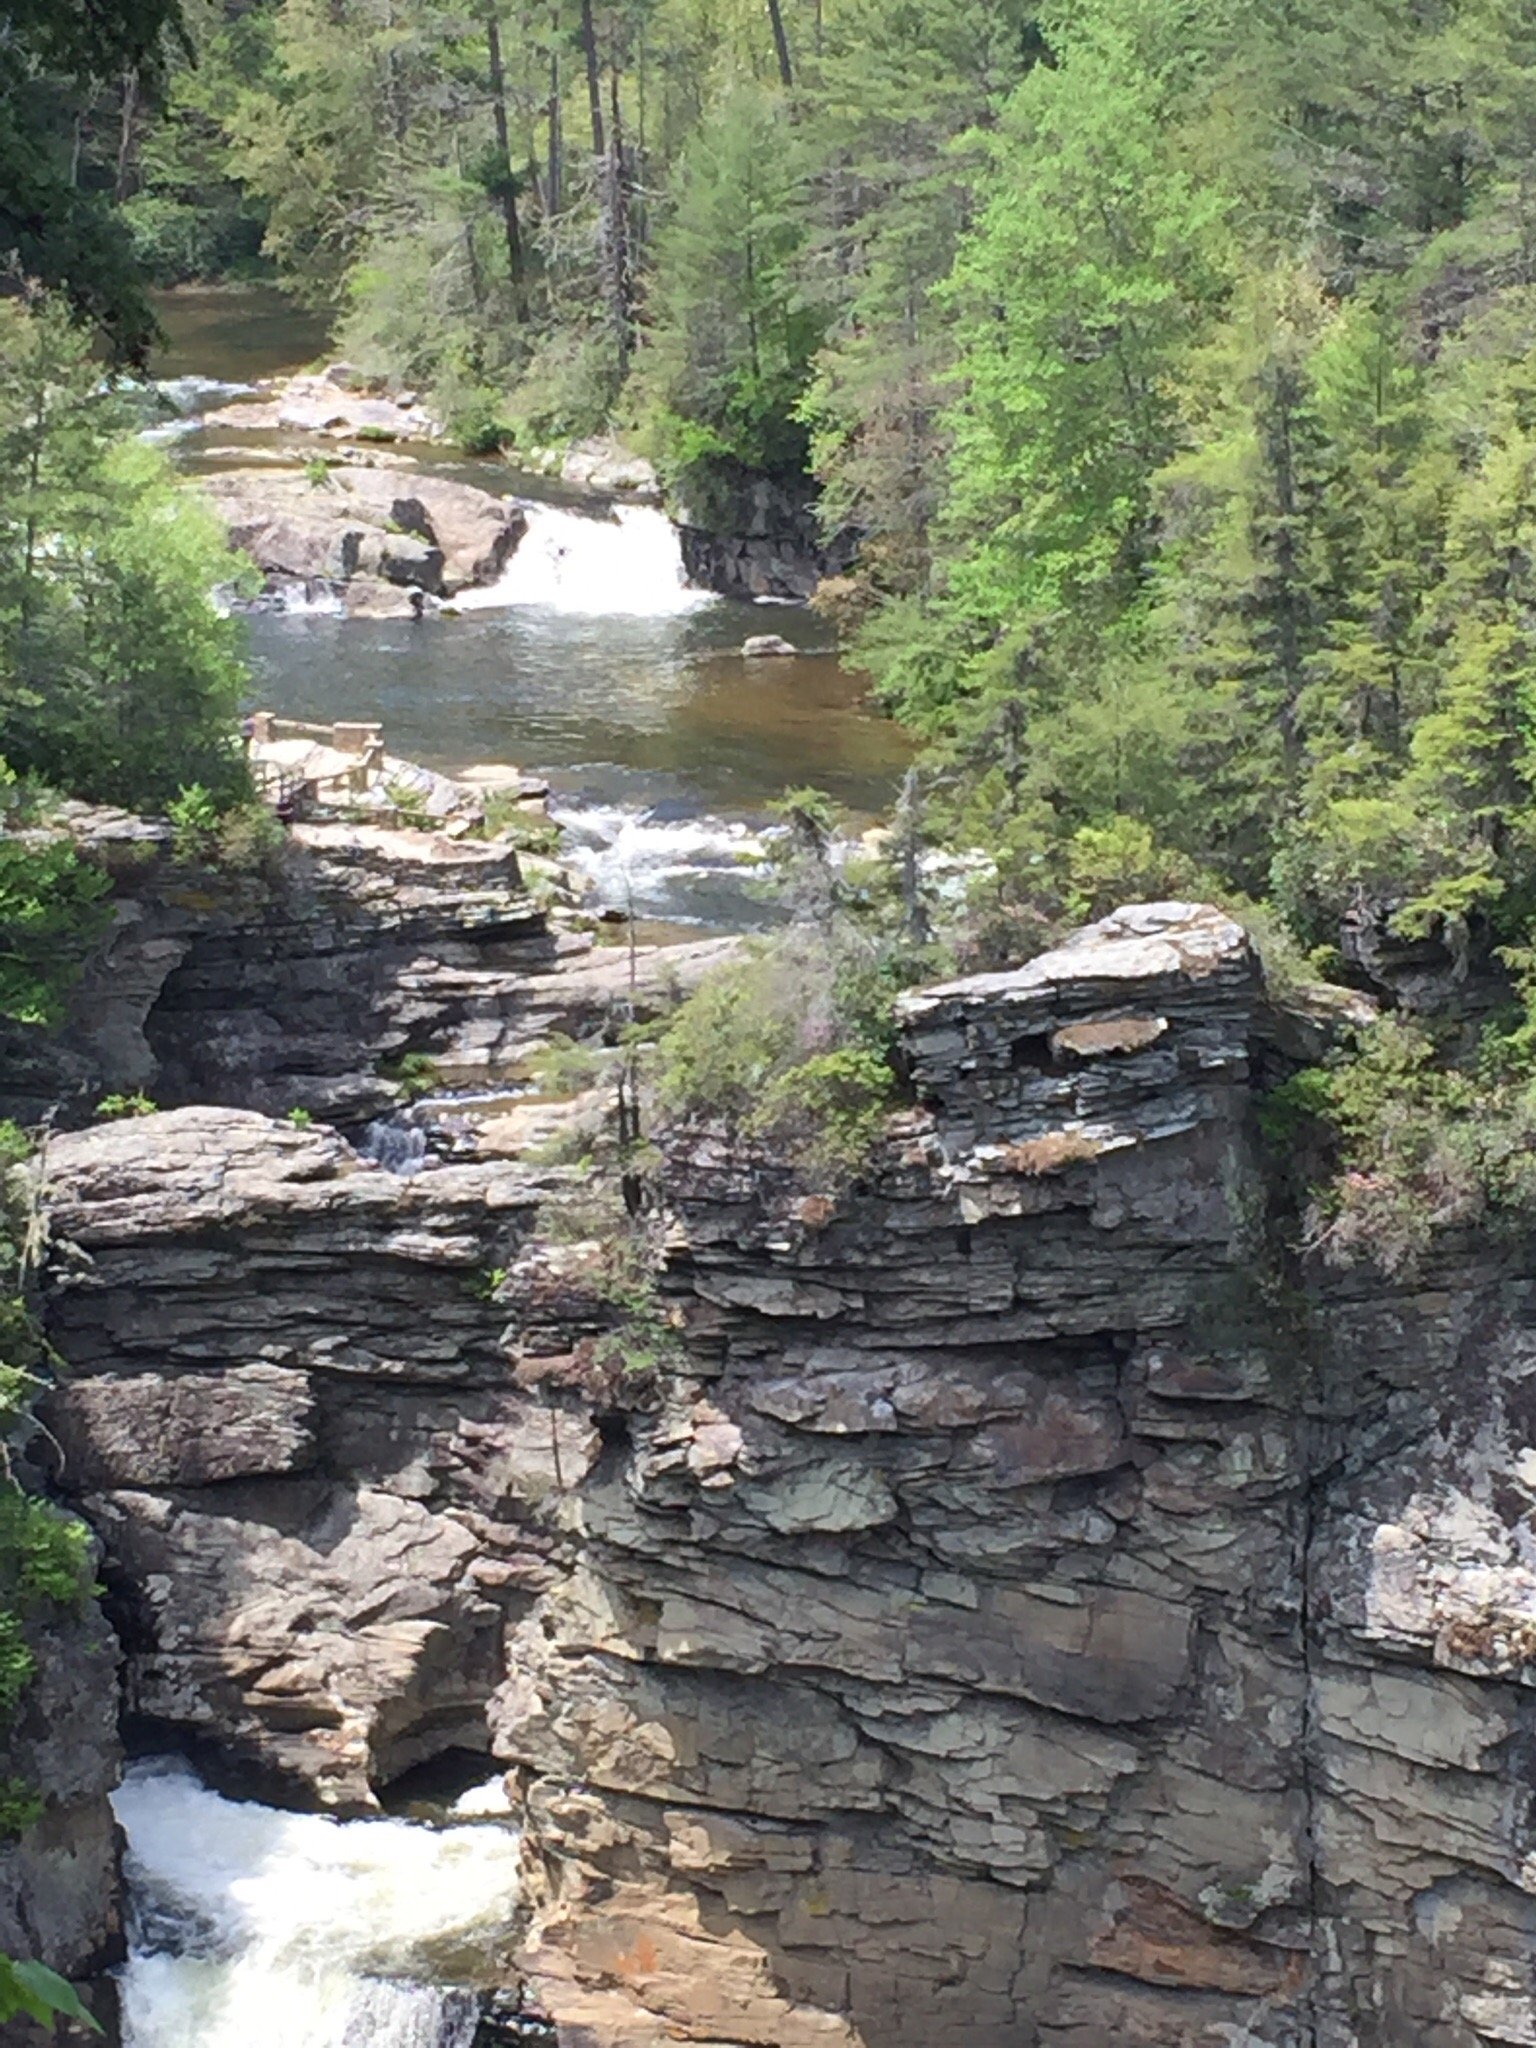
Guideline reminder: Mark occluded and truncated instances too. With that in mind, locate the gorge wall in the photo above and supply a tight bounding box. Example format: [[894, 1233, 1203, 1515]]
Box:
[[673, 471, 855, 603], [18, 900, 1536, 2045]]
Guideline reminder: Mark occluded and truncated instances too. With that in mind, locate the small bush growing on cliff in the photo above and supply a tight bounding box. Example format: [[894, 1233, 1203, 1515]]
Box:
[[1278, 1006, 1536, 1275], [0, 1124, 99, 1855], [95, 1091, 157, 1121], [654, 931, 899, 1184], [0, 820, 112, 1028], [380, 1051, 441, 1101], [167, 785, 285, 876]]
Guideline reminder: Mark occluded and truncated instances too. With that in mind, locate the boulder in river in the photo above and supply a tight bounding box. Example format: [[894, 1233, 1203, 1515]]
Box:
[[742, 632, 797, 658], [198, 465, 526, 601], [557, 436, 661, 500], [203, 366, 437, 442]]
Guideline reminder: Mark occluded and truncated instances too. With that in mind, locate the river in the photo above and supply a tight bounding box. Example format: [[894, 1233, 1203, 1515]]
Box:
[[113, 1760, 525, 2048], [148, 285, 910, 926]]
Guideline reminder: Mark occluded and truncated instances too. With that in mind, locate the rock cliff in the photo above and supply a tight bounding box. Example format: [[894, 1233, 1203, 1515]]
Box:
[[0, 812, 730, 1128], [673, 470, 854, 602], [31, 901, 1536, 2046]]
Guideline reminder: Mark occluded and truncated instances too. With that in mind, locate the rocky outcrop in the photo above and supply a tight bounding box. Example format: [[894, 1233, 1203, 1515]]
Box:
[[675, 470, 854, 601], [202, 366, 436, 443], [198, 464, 526, 607], [0, 1586, 122, 2044], [33, 900, 1536, 2045], [555, 439, 661, 501], [36, 1108, 568, 1807], [0, 812, 731, 1127]]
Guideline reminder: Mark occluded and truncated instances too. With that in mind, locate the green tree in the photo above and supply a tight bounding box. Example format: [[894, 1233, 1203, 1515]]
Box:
[[638, 81, 821, 495], [0, 0, 190, 358], [0, 297, 250, 810]]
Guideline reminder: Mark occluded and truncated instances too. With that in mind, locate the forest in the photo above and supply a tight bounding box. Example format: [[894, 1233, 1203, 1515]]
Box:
[[9, 0, 1536, 1263]]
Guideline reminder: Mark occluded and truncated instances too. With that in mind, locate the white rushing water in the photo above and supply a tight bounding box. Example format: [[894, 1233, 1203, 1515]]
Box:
[[113, 1760, 523, 2048], [549, 798, 768, 917], [455, 501, 713, 616]]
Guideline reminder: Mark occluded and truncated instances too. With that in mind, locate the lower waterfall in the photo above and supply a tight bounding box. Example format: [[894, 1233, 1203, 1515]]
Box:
[[113, 1760, 523, 2048]]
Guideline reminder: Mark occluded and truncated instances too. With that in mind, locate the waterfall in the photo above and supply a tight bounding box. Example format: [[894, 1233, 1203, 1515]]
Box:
[[113, 1759, 523, 2048], [549, 798, 767, 917], [454, 502, 712, 616], [359, 1118, 430, 1173]]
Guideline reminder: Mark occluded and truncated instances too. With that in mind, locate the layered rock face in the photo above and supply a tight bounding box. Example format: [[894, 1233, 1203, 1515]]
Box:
[[0, 815, 730, 1127], [0, 1596, 122, 2044], [674, 471, 854, 601], [37, 1108, 566, 1806], [35, 902, 1536, 2045]]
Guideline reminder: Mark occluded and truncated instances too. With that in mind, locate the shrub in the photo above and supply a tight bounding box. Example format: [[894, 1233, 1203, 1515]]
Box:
[[481, 795, 562, 854], [380, 1051, 441, 1100], [1278, 1011, 1536, 1275], [95, 1092, 157, 1120], [167, 782, 221, 863], [524, 1034, 605, 1098], [0, 824, 112, 1028], [654, 929, 898, 1184], [216, 801, 286, 876]]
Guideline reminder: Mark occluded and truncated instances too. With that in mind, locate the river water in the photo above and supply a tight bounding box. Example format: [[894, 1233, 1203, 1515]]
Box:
[[149, 285, 909, 925]]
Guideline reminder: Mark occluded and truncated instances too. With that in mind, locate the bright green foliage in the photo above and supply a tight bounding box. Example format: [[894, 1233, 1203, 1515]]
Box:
[[0, 1954, 103, 2034], [1271, 1013, 1536, 1275], [640, 84, 821, 494], [0, 298, 252, 812], [935, 4, 1233, 660], [797, 0, 1041, 596], [0, 1122, 98, 1860], [0, 823, 112, 1029], [95, 1093, 159, 1121], [655, 929, 898, 1184]]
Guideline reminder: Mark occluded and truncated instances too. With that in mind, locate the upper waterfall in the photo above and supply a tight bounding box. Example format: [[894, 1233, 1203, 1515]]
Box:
[[454, 500, 713, 616]]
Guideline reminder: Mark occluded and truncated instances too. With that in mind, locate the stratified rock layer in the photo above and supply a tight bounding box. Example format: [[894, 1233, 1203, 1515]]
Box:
[[0, 812, 733, 1126], [35, 902, 1536, 2046]]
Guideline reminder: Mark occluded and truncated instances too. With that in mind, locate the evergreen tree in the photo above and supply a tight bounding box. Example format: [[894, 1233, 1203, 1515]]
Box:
[[0, 298, 249, 809]]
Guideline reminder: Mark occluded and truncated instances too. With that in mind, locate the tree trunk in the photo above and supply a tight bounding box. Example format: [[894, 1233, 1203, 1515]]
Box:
[[114, 68, 140, 201], [603, 63, 633, 378], [546, 5, 562, 215], [484, 6, 527, 314], [579, 0, 605, 155], [766, 0, 793, 88]]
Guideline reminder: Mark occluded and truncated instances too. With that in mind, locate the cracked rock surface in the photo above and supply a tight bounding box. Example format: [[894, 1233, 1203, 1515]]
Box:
[[30, 901, 1536, 2045]]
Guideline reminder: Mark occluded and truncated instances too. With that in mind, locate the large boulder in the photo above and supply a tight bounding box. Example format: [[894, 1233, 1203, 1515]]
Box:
[[202, 367, 437, 443], [198, 466, 525, 600]]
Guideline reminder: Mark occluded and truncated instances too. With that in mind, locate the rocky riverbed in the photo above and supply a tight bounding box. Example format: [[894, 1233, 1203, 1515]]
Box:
[[12, 886, 1536, 2047]]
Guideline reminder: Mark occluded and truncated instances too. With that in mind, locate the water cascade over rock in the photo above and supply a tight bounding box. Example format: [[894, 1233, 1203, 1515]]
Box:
[[114, 1761, 522, 2048], [454, 503, 712, 616]]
